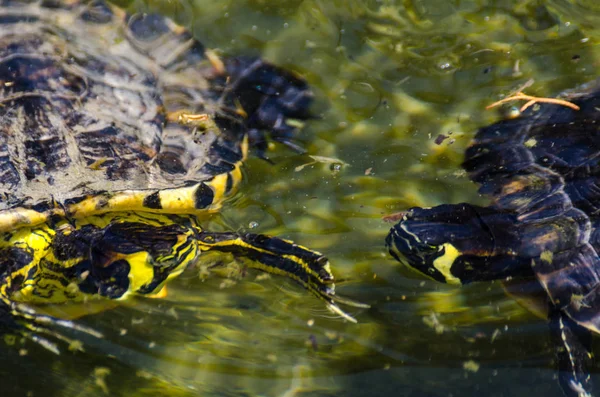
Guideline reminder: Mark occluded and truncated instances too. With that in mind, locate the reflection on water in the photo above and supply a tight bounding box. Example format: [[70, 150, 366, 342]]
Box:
[[4, 0, 600, 396]]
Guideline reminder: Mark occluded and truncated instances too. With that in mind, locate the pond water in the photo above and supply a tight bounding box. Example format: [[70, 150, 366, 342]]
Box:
[[3, 0, 600, 396]]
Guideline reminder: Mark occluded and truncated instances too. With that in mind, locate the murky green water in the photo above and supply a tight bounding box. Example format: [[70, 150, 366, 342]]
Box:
[[3, 0, 600, 396]]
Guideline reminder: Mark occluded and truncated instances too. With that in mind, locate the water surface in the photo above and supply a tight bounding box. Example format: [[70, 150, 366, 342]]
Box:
[[4, 0, 600, 396]]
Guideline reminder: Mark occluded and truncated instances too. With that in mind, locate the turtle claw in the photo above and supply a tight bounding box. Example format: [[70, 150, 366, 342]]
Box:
[[326, 301, 358, 324], [23, 332, 61, 355], [328, 293, 371, 309], [4, 302, 103, 354], [13, 303, 103, 339], [309, 282, 369, 323], [321, 292, 370, 323]]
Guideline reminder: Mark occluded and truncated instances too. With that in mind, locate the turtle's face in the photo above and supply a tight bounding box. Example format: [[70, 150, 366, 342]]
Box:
[[386, 204, 529, 285], [386, 210, 463, 285], [87, 219, 200, 298], [1, 215, 201, 304]]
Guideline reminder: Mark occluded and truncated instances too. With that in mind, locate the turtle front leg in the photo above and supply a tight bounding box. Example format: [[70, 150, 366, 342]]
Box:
[[549, 307, 594, 397], [195, 231, 368, 322]]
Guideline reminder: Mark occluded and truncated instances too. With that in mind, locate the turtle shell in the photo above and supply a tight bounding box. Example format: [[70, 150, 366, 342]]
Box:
[[0, 0, 311, 230], [464, 82, 600, 331]]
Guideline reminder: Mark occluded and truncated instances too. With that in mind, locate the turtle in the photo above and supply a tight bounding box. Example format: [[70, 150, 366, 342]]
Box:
[[386, 80, 600, 397], [0, 0, 366, 352]]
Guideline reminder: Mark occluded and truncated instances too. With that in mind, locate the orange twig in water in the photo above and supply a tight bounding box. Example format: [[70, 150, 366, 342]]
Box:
[[382, 212, 406, 223], [486, 92, 580, 112]]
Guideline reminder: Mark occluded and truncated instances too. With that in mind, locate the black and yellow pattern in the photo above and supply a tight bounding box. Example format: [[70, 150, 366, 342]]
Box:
[[0, 210, 365, 352], [0, 212, 359, 310], [0, 0, 364, 352]]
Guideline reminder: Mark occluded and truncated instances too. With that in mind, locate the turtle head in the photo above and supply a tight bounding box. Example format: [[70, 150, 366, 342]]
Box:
[[386, 204, 527, 285], [386, 206, 464, 285], [87, 220, 200, 298]]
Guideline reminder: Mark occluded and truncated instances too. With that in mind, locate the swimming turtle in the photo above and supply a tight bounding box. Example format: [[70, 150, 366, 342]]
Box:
[[0, 0, 364, 351], [386, 80, 600, 397]]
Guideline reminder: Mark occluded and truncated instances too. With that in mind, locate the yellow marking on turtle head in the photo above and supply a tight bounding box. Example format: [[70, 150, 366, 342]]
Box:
[[129, 228, 199, 295], [432, 243, 462, 285], [122, 250, 155, 297]]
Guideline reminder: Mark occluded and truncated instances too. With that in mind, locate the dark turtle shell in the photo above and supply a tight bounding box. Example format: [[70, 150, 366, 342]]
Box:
[[386, 80, 600, 397], [0, 0, 312, 229], [464, 83, 600, 324]]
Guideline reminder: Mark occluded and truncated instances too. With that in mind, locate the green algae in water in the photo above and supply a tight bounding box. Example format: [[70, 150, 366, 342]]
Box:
[[4, 1, 600, 396]]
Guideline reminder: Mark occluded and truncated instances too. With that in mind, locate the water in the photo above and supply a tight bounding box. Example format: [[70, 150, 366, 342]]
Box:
[[4, 0, 600, 396]]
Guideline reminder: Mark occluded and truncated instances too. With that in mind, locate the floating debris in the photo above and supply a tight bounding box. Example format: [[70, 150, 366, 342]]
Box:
[[423, 312, 445, 334], [382, 211, 406, 223], [434, 134, 449, 145], [295, 155, 349, 172], [463, 360, 480, 373], [93, 367, 111, 395], [491, 328, 501, 343], [307, 334, 318, 351], [487, 87, 580, 112]]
